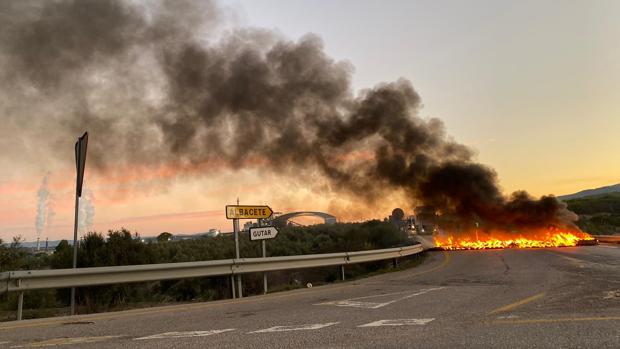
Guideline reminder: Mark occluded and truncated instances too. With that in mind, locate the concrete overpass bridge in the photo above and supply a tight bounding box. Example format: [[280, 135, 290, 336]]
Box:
[[272, 211, 337, 228]]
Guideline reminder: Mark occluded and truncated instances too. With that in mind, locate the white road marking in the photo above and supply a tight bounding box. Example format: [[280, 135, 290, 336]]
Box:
[[599, 244, 620, 249], [496, 315, 520, 319], [10, 336, 121, 348], [317, 287, 445, 309], [250, 322, 339, 333], [603, 290, 620, 299], [359, 318, 435, 327], [135, 329, 235, 340]]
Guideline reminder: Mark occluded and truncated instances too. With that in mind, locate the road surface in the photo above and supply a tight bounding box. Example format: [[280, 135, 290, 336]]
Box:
[[1, 244, 619, 348]]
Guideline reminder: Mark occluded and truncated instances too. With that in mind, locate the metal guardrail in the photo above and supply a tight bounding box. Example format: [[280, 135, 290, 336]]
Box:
[[595, 235, 620, 243], [0, 244, 423, 320]]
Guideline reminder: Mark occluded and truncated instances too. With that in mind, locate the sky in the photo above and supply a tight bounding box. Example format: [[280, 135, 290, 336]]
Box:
[[1, 0, 619, 242]]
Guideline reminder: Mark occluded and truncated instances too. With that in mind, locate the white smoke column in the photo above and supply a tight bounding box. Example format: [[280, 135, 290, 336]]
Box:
[[45, 194, 55, 237], [35, 175, 50, 249], [78, 189, 95, 233]]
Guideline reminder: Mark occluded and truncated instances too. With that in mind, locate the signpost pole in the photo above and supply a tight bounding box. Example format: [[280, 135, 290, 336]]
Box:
[[230, 213, 237, 299], [234, 215, 242, 298], [258, 218, 268, 294], [262, 239, 267, 294], [71, 132, 87, 316], [234, 220, 240, 261], [70, 192, 79, 315]]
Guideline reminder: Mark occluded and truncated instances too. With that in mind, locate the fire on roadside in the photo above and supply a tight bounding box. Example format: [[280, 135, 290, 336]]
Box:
[[433, 228, 595, 250]]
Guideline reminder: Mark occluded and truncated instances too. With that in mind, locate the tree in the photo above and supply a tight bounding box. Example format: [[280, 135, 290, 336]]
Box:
[[157, 232, 173, 242], [80, 232, 106, 267], [0, 238, 7, 271], [0, 236, 27, 272], [55, 240, 70, 253], [51, 240, 72, 269], [10, 235, 23, 249]]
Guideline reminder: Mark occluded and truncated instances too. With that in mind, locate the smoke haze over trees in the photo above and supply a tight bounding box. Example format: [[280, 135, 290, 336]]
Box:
[[0, 0, 578, 231]]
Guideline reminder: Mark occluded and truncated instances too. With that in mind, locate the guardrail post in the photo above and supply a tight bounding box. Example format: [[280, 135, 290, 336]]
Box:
[[340, 265, 345, 281], [70, 287, 76, 315], [230, 275, 236, 298], [17, 290, 24, 321], [392, 258, 399, 268], [237, 276, 243, 298]]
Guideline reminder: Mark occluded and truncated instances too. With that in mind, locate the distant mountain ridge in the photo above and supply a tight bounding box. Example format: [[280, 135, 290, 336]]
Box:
[[558, 183, 620, 201]]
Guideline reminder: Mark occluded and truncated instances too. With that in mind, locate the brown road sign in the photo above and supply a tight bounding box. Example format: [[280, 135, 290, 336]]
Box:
[[226, 205, 273, 219]]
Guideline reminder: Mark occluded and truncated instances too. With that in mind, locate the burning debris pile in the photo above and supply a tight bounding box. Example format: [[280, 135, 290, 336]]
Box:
[[433, 229, 594, 250], [406, 206, 593, 250], [0, 0, 592, 248]]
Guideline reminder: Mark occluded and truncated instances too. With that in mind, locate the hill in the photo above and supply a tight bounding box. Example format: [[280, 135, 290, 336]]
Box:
[[559, 183, 620, 200], [565, 193, 620, 235]]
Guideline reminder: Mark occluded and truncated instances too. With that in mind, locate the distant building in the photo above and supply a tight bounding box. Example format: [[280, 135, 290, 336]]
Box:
[[243, 221, 258, 232]]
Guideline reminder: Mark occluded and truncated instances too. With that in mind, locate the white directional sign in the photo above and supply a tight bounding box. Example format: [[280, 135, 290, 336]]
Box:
[[249, 226, 279, 241]]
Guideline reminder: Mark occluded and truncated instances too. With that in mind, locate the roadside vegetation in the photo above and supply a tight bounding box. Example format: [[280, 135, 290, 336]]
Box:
[[565, 193, 620, 235], [0, 221, 420, 321]]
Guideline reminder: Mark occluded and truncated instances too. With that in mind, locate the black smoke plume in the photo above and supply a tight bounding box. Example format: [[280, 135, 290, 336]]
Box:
[[0, 0, 578, 231]]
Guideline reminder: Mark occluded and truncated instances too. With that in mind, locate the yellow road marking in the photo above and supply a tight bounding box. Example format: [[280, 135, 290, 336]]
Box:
[[408, 251, 450, 277], [488, 292, 546, 315], [0, 250, 450, 331], [493, 316, 620, 325]]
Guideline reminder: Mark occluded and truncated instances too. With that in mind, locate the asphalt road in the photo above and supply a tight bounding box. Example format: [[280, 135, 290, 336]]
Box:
[[1, 244, 619, 348]]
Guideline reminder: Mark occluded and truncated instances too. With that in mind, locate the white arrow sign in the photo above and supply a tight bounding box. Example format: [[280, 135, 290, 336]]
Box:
[[249, 226, 279, 241]]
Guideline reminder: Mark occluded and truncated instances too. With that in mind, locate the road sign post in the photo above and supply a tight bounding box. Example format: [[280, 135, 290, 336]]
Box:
[[249, 223, 279, 294], [258, 219, 265, 295], [262, 240, 267, 294], [226, 204, 273, 298], [71, 132, 88, 316], [258, 218, 267, 294], [233, 217, 242, 298]]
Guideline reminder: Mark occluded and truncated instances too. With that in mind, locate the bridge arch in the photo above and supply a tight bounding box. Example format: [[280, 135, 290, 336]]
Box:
[[272, 211, 337, 228]]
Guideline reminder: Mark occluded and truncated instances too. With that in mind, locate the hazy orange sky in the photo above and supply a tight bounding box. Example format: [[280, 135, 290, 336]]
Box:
[[1, 0, 619, 242]]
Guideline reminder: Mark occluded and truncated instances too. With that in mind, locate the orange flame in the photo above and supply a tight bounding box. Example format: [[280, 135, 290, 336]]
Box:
[[433, 228, 594, 250]]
